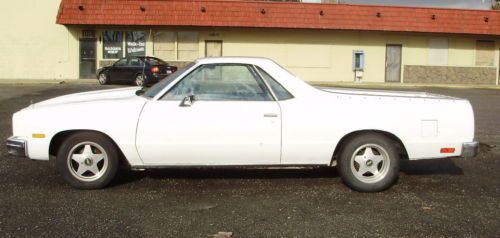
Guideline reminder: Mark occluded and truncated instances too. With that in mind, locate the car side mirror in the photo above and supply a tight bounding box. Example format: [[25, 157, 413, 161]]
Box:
[[179, 95, 195, 107]]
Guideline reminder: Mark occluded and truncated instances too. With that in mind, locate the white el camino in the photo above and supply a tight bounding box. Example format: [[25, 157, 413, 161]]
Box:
[[6, 57, 478, 192]]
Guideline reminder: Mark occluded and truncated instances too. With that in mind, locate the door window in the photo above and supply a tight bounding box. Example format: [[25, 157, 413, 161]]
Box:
[[128, 58, 143, 66], [114, 58, 127, 67], [163, 64, 272, 101]]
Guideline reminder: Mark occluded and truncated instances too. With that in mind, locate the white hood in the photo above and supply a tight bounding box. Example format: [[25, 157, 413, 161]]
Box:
[[31, 87, 142, 108]]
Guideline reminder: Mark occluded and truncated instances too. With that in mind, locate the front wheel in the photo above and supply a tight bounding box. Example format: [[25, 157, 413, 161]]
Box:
[[338, 133, 400, 192], [98, 72, 108, 85], [56, 132, 119, 189]]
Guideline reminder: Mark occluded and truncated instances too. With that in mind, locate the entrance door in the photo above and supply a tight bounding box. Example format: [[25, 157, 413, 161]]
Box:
[[385, 44, 402, 82], [205, 40, 222, 57], [79, 38, 97, 79]]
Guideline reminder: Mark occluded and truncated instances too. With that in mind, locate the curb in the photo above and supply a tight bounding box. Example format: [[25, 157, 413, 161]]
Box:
[[0, 79, 97, 85]]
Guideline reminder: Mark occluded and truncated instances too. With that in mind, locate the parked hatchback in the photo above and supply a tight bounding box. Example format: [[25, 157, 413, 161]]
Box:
[[96, 56, 178, 86]]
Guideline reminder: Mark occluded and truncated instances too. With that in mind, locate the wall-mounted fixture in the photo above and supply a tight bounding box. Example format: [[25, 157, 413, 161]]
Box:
[[352, 50, 365, 82], [319, 10, 324, 16], [78, 4, 84, 11], [376, 12, 382, 18], [484, 17, 489, 22], [140, 6, 146, 11], [261, 9, 266, 14], [431, 14, 436, 20], [201, 6, 206, 13]]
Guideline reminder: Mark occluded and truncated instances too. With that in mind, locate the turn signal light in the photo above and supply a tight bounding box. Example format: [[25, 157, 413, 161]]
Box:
[[440, 148, 455, 153], [32, 133, 45, 138], [151, 66, 160, 73]]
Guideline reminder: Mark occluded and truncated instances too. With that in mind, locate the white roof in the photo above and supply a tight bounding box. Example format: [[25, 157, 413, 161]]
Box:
[[195, 57, 275, 65]]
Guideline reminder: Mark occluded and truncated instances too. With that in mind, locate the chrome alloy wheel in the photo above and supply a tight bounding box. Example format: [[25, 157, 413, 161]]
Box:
[[350, 144, 390, 183], [67, 142, 109, 182], [135, 74, 145, 86], [98, 73, 107, 84]]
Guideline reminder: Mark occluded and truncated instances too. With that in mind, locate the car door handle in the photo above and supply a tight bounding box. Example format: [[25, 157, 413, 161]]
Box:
[[264, 113, 278, 118]]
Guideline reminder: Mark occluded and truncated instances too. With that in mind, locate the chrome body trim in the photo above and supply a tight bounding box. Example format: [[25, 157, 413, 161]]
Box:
[[461, 141, 479, 158]]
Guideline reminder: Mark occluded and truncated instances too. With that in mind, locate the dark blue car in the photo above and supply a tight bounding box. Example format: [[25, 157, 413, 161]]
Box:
[[96, 56, 178, 86]]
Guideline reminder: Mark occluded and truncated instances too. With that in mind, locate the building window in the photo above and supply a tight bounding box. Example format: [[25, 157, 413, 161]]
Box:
[[177, 32, 199, 61], [102, 31, 123, 59], [428, 38, 448, 66], [153, 32, 176, 61], [153, 32, 199, 61], [352, 50, 364, 70], [476, 40, 495, 66], [126, 31, 146, 57]]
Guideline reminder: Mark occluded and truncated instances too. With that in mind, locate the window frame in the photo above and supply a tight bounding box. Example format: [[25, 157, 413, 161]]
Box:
[[253, 65, 294, 101], [113, 58, 128, 67], [125, 31, 146, 57], [160, 63, 276, 102], [102, 30, 124, 59], [475, 40, 495, 67]]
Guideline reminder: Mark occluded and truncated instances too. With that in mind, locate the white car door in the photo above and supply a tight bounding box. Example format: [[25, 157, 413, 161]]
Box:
[[136, 64, 281, 166]]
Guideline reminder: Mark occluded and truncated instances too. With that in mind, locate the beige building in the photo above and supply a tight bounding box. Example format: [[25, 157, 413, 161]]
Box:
[[1, 0, 499, 84]]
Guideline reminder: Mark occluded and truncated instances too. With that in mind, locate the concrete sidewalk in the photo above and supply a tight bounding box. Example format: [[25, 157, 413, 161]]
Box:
[[0, 79, 97, 85]]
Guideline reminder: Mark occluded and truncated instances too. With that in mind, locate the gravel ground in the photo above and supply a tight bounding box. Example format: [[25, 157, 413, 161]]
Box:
[[0, 83, 498, 237]]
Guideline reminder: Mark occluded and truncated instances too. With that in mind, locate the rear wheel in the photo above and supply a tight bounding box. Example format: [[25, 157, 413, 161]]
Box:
[[56, 132, 119, 189], [338, 133, 400, 192], [135, 74, 145, 86]]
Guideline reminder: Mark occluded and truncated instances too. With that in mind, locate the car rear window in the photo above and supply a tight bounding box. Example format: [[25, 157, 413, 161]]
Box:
[[143, 58, 167, 66]]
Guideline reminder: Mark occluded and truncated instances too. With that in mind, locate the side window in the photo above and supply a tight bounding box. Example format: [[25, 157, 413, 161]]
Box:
[[163, 64, 273, 101], [128, 58, 143, 66], [114, 58, 127, 67], [256, 66, 294, 100]]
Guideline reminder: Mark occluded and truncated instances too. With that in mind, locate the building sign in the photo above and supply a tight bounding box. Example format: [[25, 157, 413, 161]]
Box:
[[103, 31, 123, 59], [126, 31, 146, 57]]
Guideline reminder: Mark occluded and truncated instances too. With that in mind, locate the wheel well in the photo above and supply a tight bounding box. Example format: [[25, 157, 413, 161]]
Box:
[[49, 130, 130, 167], [331, 130, 409, 165]]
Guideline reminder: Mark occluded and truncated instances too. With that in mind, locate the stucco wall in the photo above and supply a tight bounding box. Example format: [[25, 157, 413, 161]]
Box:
[[199, 28, 499, 84], [0, 2, 498, 84], [0, 0, 80, 80]]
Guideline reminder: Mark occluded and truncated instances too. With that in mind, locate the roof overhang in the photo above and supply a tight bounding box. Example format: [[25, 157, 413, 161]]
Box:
[[56, 0, 500, 36]]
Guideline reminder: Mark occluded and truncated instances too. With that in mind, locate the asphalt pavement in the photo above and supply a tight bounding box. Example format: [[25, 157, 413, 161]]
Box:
[[0, 83, 499, 237]]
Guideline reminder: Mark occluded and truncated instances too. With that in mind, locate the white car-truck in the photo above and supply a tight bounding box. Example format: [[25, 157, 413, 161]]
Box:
[[6, 57, 478, 192]]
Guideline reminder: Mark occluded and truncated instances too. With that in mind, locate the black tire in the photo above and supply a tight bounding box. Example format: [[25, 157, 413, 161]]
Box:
[[338, 133, 400, 192], [135, 74, 146, 86], [98, 72, 108, 85], [56, 132, 119, 189]]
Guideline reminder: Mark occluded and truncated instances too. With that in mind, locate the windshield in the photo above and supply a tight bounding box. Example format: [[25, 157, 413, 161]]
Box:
[[142, 62, 196, 98]]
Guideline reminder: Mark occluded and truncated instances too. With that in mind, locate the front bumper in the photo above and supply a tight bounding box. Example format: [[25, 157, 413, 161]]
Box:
[[6, 136, 27, 157], [461, 141, 479, 158]]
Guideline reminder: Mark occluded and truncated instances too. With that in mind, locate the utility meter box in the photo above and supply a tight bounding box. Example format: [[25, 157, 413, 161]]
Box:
[[352, 50, 365, 70], [352, 50, 365, 82]]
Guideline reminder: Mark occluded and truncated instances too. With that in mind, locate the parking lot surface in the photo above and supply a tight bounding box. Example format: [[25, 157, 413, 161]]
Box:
[[0, 83, 499, 237]]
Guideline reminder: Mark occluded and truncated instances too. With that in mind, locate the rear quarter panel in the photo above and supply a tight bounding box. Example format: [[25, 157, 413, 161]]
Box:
[[279, 92, 474, 164]]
